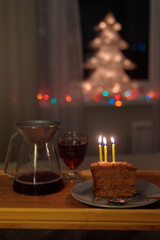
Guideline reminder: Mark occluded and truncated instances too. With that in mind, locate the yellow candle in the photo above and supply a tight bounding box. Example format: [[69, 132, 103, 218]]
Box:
[[98, 135, 103, 162], [111, 137, 115, 162], [103, 137, 107, 162]]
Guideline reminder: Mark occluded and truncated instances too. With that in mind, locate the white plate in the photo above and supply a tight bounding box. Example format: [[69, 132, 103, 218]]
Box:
[[71, 180, 160, 208]]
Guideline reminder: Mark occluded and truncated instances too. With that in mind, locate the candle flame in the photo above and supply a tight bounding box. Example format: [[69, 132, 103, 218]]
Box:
[[111, 137, 115, 143], [98, 135, 102, 144], [103, 137, 107, 145]]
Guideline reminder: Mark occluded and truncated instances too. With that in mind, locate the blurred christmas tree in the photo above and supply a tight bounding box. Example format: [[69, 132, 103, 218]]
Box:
[[82, 12, 139, 101]]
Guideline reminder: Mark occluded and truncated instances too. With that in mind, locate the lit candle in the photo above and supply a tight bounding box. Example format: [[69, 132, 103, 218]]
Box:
[[98, 135, 103, 162], [111, 137, 115, 162], [103, 137, 107, 162]]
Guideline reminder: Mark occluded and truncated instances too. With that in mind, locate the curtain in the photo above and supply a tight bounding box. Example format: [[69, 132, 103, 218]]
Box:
[[0, 0, 40, 162], [149, 0, 160, 152], [37, 0, 84, 132], [0, 0, 84, 163]]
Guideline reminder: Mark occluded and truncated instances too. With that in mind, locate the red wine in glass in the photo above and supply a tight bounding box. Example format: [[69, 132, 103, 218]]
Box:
[[58, 132, 88, 182], [58, 140, 88, 169]]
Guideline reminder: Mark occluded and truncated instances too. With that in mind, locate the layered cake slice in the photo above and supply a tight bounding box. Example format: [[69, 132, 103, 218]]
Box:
[[91, 161, 137, 197]]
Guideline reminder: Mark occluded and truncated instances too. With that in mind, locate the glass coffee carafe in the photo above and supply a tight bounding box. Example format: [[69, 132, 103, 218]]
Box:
[[4, 120, 64, 195]]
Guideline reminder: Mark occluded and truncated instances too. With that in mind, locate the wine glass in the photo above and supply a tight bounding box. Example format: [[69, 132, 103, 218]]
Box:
[[58, 131, 88, 182]]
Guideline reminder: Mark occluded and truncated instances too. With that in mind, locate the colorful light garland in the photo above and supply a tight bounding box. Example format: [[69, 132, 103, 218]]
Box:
[[36, 89, 158, 107]]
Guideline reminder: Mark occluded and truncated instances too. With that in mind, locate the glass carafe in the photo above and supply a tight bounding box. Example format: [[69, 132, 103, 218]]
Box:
[[4, 120, 64, 195]]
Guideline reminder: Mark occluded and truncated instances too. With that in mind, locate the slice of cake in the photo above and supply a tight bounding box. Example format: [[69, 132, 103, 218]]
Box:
[[91, 161, 137, 197]]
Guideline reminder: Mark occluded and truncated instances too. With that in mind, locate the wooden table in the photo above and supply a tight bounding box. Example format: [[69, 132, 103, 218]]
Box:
[[0, 170, 160, 230]]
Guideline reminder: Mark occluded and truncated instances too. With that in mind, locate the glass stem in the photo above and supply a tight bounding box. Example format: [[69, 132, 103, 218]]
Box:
[[68, 169, 78, 177]]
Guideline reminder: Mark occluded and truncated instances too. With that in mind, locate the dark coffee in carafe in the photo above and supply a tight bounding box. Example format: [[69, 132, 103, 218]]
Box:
[[13, 171, 64, 195]]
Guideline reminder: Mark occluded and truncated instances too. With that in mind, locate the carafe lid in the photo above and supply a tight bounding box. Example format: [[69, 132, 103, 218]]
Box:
[[16, 120, 61, 127]]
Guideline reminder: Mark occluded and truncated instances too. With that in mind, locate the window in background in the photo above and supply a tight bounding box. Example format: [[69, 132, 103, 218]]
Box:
[[79, 0, 150, 80]]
